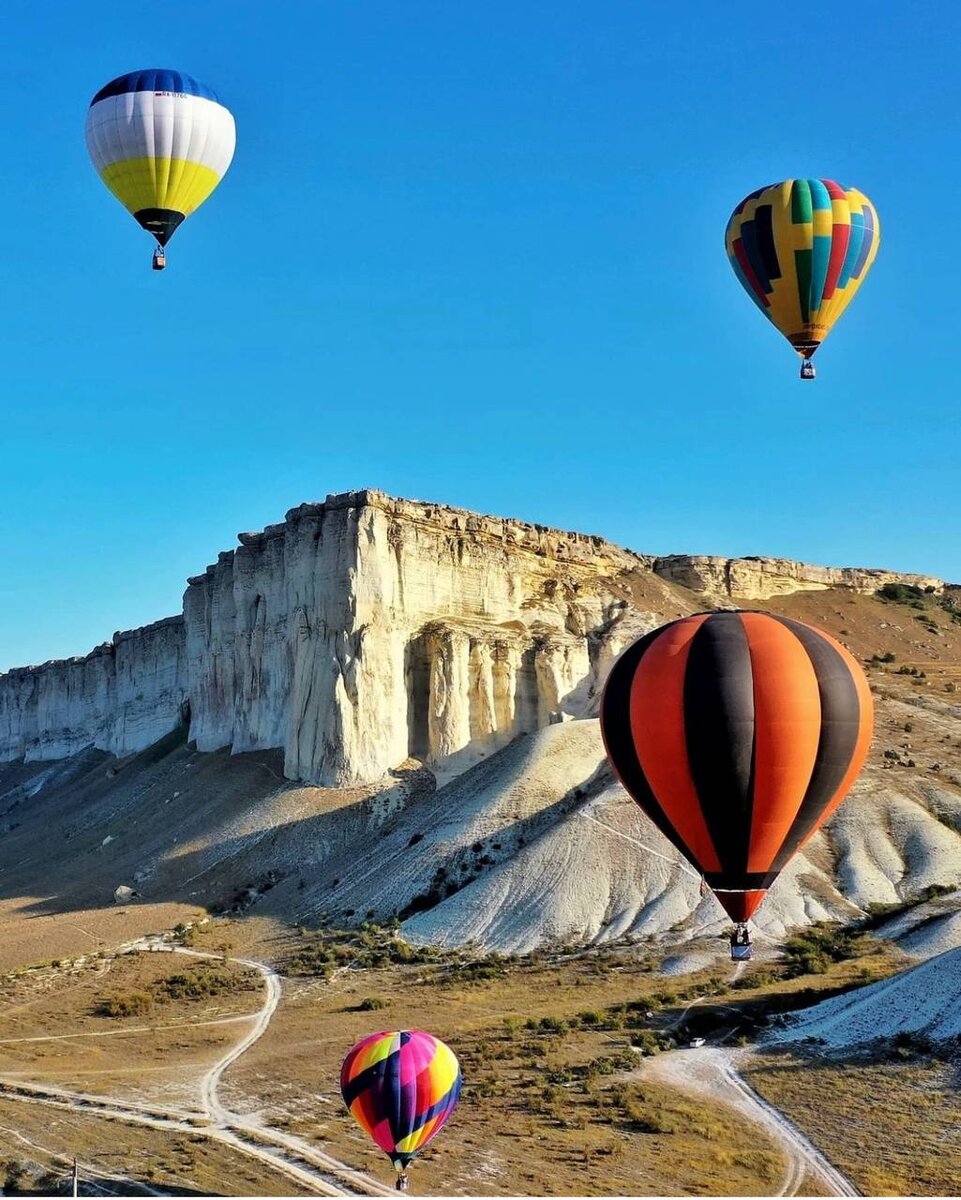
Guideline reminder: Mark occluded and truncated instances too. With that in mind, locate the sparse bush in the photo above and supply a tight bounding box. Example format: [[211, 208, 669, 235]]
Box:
[[358, 996, 385, 1011], [577, 1009, 604, 1027], [95, 990, 154, 1017], [538, 1015, 569, 1034], [891, 1030, 935, 1058], [630, 1028, 674, 1055], [4, 1160, 28, 1193], [154, 966, 249, 1002], [731, 968, 779, 990], [877, 582, 925, 603], [781, 923, 869, 977]]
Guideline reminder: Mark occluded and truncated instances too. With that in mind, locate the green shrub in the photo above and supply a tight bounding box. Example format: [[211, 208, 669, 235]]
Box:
[[153, 967, 248, 1002], [731, 969, 779, 990], [538, 1016, 569, 1034], [877, 583, 925, 603], [95, 991, 154, 1017], [358, 996, 385, 1011], [781, 923, 869, 977], [630, 1028, 674, 1054]]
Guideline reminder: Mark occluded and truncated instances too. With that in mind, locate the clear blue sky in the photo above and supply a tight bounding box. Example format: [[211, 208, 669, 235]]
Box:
[[2, 1, 958, 670]]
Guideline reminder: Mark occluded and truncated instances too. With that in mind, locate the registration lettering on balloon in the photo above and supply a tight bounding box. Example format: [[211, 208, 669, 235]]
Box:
[[85, 68, 236, 267]]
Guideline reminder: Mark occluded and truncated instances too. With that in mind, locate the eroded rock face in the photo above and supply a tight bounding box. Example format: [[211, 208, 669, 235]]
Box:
[[0, 490, 947, 784], [183, 491, 651, 784], [653, 554, 943, 600], [0, 617, 187, 762]]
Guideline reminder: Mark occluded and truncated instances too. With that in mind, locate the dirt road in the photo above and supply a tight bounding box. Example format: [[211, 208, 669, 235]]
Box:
[[642, 1047, 858, 1197], [0, 938, 393, 1197]]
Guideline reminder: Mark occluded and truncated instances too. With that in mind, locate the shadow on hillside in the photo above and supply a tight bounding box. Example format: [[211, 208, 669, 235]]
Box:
[[0, 724, 605, 934], [749, 1034, 961, 1077]]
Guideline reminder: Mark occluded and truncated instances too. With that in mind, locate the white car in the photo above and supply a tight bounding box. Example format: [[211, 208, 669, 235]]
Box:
[[689, 1037, 706, 1048]]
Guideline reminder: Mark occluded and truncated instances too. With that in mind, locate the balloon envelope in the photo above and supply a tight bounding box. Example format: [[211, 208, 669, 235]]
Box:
[[725, 179, 879, 361], [341, 1030, 461, 1169], [86, 69, 235, 246], [600, 612, 873, 921]]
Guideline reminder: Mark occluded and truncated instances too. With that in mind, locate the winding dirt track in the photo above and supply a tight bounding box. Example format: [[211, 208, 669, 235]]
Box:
[[0, 935, 859, 1197], [0, 939, 393, 1197], [642, 1047, 859, 1197]]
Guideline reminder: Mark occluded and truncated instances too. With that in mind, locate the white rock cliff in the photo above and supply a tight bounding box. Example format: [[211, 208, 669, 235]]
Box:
[[0, 490, 946, 785]]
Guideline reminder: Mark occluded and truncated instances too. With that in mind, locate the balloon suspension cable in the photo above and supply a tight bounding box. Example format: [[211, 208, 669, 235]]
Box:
[[578, 811, 701, 879]]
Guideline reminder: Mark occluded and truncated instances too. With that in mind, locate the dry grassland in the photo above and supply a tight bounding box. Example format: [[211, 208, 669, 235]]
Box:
[[0, 1095, 309, 1195], [182, 917, 907, 1197], [0, 949, 263, 1107], [743, 1051, 961, 1196]]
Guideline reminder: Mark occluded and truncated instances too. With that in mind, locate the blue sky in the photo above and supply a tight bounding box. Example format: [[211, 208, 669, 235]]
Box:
[[1, 1, 958, 670]]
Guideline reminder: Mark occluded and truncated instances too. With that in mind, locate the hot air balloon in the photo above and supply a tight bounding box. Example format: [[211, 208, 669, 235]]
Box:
[[341, 1030, 461, 1191], [85, 69, 236, 270], [725, 179, 879, 379], [600, 612, 873, 955]]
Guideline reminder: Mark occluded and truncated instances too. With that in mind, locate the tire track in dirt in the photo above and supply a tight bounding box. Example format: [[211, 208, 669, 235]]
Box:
[[641, 1047, 858, 1197], [0, 937, 393, 1196]]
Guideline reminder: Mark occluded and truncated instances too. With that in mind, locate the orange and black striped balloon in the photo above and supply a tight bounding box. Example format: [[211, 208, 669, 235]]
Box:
[[600, 612, 873, 922]]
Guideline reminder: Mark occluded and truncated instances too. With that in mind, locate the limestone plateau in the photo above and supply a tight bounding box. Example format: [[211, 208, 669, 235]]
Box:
[[0, 490, 943, 785]]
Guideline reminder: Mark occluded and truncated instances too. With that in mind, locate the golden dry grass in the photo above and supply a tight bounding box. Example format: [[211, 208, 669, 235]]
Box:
[[0, 1095, 310, 1195], [743, 1050, 961, 1197], [184, 916, 909, 1197], [0, 906, 929, 1195], [0, 949, 263, 1107]]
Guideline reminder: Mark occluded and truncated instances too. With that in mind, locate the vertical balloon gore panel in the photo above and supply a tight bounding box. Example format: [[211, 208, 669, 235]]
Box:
[[600, 611, 872, 922]]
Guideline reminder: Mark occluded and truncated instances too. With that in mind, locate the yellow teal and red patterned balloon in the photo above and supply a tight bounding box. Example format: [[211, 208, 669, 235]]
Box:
[[725, 179, 879, 364], [340, 1030, 461, 1171]]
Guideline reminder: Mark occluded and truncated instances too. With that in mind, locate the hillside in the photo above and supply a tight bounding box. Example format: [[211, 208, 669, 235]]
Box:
[[2, 498, 961, 962], [769, 945, 961, 1049]]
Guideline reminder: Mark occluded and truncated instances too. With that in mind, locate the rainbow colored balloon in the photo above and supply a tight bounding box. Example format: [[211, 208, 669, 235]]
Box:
[[725, 179, 880, 377], [340, 1030, 461, 1176]]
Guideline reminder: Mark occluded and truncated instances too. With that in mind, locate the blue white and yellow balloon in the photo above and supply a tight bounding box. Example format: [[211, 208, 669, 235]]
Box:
[[86, 69, 236, 268]]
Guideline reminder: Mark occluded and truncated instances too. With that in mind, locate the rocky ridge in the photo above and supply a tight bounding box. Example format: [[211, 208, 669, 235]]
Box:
[[0, 490, 948, 786]]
